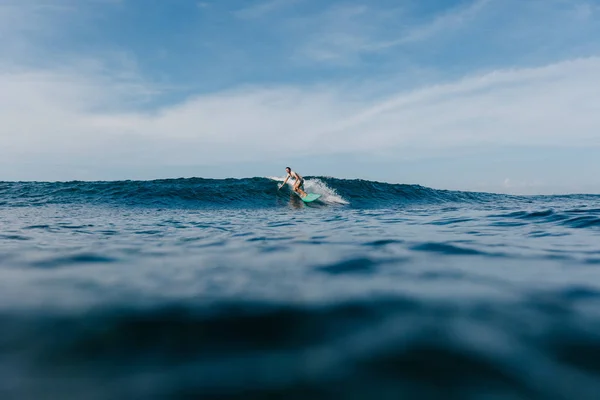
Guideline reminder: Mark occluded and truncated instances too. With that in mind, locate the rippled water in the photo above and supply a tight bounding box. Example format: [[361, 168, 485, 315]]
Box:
[[1, 179, 600, 399]]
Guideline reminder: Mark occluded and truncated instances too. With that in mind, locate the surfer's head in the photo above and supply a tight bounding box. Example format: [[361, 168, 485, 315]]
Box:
[[285, 167, 291, 173]]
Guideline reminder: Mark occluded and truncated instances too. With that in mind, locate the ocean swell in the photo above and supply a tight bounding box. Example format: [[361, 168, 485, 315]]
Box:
[[0, 177, 511, 209]]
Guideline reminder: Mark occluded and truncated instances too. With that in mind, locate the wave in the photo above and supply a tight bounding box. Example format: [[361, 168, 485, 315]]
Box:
[[269, 176, 349, 205], [0, 177, 596, 209], [489, 207, 600, 228]]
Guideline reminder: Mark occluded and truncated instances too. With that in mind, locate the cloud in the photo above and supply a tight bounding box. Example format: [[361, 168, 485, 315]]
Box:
[[290, 4, 385, 65], [1, 56, 599, 180], [234, 0, 300, 19], [571, 2, 600, 20], [310, 57, 600, 155], [0, 1, 75, 36], [0, 2, 67, 61], [382, 0, 491, 47], [289, 0, 600, 68], [291, 0, 490, 65]]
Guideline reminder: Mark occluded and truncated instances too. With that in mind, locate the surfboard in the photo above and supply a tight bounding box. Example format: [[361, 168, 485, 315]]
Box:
[[301, 193, 321, 203]]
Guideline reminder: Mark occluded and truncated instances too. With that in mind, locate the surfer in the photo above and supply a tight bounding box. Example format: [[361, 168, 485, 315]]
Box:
[[279, 167, 308, 197]]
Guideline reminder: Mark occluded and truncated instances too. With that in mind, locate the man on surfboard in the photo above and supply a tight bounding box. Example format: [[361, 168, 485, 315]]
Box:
[[280, 167, 308, 198]]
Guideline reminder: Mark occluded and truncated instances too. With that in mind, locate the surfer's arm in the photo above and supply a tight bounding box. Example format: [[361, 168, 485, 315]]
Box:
[[279, 175, 290, 189]]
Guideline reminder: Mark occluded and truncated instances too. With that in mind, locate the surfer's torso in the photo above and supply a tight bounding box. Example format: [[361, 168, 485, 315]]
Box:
[[289, 171, 303, 182]]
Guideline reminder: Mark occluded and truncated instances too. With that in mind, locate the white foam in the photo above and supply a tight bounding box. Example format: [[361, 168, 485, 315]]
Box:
[[269, 176, 349, 205]]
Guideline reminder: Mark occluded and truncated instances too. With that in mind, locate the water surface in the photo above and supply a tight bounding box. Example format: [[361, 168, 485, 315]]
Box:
[[1, 178, 600, 399]]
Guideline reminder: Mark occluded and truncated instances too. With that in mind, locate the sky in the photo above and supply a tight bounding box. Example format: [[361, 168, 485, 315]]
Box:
[[1, 0, 600, 194]]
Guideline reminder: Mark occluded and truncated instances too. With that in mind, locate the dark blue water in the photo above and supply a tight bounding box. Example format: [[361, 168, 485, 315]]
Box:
[[1, 177, 600, 399]]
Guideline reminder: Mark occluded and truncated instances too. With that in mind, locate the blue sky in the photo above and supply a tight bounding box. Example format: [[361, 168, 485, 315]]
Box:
[[1, 0, 600, 193]]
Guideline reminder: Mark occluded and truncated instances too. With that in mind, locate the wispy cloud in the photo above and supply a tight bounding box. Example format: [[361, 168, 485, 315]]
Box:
[[234, 0, 300, 19], [571, 2, 600, 20], [292, 0, 490, 65], [381, 0, 491, 47], [290, 0, 600, 69], [0, 2, 67, 44], [290, 4, 378, 65]]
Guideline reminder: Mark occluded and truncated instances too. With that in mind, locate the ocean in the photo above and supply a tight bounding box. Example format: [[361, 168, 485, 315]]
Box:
[[1, 177, 600, 399]]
